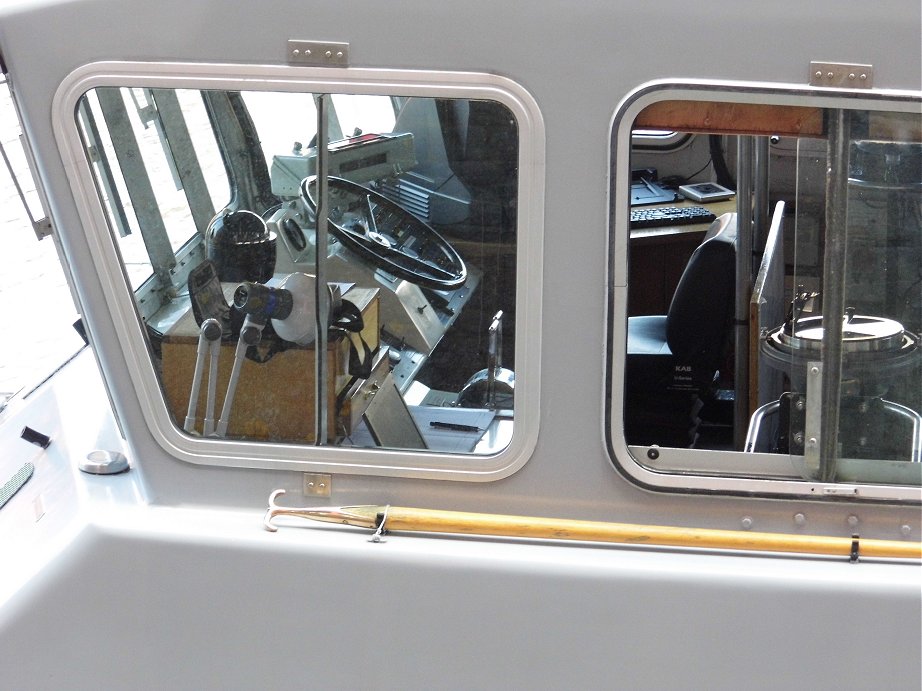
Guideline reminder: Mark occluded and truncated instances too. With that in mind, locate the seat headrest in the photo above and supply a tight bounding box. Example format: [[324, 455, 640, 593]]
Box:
[[703, 212, 738, 244]]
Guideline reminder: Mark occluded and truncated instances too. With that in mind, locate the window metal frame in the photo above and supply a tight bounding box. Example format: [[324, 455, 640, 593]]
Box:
[[52, 60, 545, 481], [606, 79, 922, 503]]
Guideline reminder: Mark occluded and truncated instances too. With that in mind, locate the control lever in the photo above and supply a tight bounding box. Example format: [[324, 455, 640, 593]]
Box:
[[485, 311, 503, 407], [184, 318, 223, 434], [457, 310, 514, 410], [215, 314, 267, 438]]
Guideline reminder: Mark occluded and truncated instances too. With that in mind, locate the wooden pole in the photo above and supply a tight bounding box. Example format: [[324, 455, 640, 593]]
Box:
[[376, 506, 920, 560], [265, 493, 921, 561]]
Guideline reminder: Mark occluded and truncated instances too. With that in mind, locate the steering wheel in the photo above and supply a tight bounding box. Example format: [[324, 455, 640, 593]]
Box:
[[301, 176, 467, 291]]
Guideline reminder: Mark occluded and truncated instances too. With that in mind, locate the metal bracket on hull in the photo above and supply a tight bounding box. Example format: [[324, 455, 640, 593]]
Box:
[[810, 62, 874, 88], [287, 40, 350, 67], [303, 473, 332, 497]]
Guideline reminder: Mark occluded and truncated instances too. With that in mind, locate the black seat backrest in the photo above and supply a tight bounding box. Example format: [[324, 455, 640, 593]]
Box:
[[453, 100, 518, 195], [665, 216, 737, 369]]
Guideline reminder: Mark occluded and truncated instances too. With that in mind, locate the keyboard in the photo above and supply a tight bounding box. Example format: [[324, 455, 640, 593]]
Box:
[[630, 205, 716, 229]]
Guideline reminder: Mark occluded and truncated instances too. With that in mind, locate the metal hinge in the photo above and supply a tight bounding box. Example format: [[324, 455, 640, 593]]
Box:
[[287, 40, 349, 67], [809, 61, 874, 88]]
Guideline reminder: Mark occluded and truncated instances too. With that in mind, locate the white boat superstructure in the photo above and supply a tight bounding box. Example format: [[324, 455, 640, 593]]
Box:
[[0, 0, 920, 687]]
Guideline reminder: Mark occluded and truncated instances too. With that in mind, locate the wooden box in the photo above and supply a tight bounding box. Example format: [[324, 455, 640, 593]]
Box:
[[161, 286, 380, 443]]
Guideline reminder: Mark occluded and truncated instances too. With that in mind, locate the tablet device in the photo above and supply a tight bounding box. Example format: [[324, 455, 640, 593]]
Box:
[[679, 182, 735, 202]]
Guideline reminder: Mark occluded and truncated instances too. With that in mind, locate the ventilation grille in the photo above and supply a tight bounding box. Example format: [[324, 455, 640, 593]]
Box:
[[379, 180, 431, 221]]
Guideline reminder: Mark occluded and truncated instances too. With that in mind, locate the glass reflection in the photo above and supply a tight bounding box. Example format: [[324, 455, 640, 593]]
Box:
[[77, 87, 519, 454], [623, 101, 920, 486]]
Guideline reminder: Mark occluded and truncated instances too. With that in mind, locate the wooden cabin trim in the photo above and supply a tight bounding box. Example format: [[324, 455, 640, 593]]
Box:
[[635, 100, 825, 137]]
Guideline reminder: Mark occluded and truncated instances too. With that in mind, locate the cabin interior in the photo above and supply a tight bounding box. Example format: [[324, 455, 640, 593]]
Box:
[[74, 84, 921, 486]]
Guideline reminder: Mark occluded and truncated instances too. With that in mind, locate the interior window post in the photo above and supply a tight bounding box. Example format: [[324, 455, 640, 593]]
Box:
[[735, 135, 755, 449], [813, 108, 852, 481], [314, 93, 331, 445]]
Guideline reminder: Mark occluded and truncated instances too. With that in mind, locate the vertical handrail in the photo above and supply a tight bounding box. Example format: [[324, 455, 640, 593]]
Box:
[[0, 76, 52, 240]]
